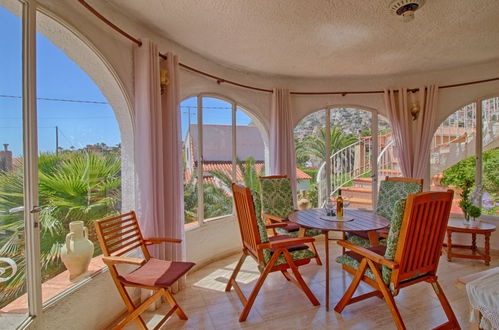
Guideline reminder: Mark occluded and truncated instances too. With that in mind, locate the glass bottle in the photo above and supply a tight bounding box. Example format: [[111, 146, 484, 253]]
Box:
[[336, 190, 344, 218]]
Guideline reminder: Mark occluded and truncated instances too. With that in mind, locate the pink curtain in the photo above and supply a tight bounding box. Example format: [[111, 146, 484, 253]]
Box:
[[413, 85, 438, 179], [270, 88, 297, 203], [384, 85, 439, 180], [133, 39, 185, 274], [385, 88, 413, 177]]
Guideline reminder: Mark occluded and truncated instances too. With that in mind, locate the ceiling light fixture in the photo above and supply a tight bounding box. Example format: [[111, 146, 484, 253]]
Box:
[[389, 0, 425, 22]]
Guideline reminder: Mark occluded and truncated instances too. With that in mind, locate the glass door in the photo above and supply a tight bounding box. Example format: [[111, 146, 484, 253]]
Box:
[[0, 0, 40, 327], [0, 1, 29, 326]]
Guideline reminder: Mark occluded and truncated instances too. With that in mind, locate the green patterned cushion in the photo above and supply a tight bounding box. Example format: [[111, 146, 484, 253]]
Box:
[[375, 180, 422, 222], [260, 177, 296, 219], [250, 189, 268, 244], [337, 199, 407, 285], [263, 246, 316, 267], [345, 234, 373, 248], [381, 198, 407, 284], [336, 254, 377, 281], [249, 188, 316, 267]]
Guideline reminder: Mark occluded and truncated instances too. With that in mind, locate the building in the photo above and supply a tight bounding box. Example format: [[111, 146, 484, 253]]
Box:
[[0, 144, 12, 172], [184, 124, 311, 189]]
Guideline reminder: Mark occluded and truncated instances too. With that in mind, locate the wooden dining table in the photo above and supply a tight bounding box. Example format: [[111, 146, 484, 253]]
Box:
[[288, 208, 390, 311]]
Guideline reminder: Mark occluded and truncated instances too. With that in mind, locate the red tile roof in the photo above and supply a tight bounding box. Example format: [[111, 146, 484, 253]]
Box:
[[185, 161, 311, 184]]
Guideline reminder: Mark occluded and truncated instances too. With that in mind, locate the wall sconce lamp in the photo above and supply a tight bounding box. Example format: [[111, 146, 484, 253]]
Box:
[[410, 101, 420, 121], [160, 69, 169, 95]]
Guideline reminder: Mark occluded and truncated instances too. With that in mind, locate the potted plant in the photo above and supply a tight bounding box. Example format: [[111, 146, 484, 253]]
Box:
[[467, 205, 482, 227], [458, 179, 482, 226]]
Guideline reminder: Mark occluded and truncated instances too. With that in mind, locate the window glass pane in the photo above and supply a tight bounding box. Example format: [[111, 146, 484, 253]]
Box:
[[294, 110, 326, 208], [201, 97, 233, 220], [180, 97, 198, 224], [431, 103, 476, 214], [235, 108, 264, 192], [36, 11, 121, 305], [331, 108, 372, 209], [0, 2, 28, 323], [481, 97, 498, 216]]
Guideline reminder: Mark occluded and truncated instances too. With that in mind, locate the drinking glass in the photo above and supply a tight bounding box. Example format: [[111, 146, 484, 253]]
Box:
[[325, 201, 336, 216]]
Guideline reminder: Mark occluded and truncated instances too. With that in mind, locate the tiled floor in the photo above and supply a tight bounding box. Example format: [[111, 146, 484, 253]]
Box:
[[137, 240, 498, 329]]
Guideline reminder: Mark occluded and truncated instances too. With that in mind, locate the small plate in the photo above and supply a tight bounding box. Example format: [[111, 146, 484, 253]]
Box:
[[320, 216, 353, 222]]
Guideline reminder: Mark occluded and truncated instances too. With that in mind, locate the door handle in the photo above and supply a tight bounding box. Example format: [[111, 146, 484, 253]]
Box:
[[30, 206, 42, 214]]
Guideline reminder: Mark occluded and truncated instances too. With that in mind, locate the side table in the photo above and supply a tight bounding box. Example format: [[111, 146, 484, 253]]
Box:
[[444, 219, 496, 265]]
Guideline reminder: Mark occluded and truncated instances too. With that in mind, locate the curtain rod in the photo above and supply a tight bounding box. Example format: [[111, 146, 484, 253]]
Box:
[[78, 0, 499, 96]]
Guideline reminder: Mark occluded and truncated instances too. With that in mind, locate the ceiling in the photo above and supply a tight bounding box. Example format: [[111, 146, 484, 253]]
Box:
[[105, 0, 499, 78]]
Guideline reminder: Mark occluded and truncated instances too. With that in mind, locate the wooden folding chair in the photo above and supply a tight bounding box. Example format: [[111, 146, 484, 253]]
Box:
[[94, 211, 195, 330], [345, 176, 423, 248], [335, 191, 460, 330], [258, 175, 322, 265], [227, 183, 320, 322]]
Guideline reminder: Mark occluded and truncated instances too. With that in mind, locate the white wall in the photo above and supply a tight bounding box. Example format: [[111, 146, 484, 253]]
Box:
[[18, 0, 499, 329], [185, 216, 242, 268]]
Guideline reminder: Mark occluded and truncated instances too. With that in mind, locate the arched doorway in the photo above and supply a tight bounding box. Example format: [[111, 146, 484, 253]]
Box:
[[431, 97, 498, 217], [294, 106, 397, 209]]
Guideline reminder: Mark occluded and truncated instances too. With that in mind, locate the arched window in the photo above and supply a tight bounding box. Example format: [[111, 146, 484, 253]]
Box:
[[180, 96, 266, 226], [431, 98, 498, 217], [294, 107, 396, 209], [0, 3, 129, 323]]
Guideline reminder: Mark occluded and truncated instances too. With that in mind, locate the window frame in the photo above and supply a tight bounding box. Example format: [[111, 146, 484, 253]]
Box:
[[183, 94, 265, 227], [430, 94, 499, 219]]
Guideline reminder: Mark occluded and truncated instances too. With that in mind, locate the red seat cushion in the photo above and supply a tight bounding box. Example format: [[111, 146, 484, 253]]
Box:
[[119, 258, 195, 288], [351, 227, 389, 240], [281, 221, 300, 232], [344, 245, 386, 272], [269, 234, 308, 252]]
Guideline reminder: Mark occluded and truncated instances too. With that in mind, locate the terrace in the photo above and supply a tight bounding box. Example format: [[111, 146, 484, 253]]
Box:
[[0, 0, 498, 329]]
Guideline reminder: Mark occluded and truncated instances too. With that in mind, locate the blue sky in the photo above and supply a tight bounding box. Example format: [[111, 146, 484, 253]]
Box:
[[0, 6, 120, 157], [0, 6, 254, 157]]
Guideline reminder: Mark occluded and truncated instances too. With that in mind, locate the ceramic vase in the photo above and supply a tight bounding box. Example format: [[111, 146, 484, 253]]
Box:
[[60, 221, 94, 281]]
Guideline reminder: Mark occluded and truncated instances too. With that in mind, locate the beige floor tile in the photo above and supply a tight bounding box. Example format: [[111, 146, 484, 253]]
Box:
[[134, 240, 498, 329]]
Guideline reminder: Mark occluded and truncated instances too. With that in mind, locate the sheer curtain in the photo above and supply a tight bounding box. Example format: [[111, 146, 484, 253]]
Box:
[[384, 85, 439, 183], [269, 88, 297, 204], [133, 39, 185, 293]]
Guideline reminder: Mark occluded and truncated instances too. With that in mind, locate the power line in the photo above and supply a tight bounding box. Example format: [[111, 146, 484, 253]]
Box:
[[0, 94, 108, 105], [0, 116, 115, 119]]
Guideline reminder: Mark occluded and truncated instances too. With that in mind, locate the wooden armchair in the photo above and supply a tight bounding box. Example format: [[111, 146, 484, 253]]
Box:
[[345, 176, 423, 248], [227, 183, 320, 322], [335, 191, 459, 330], [258, 175, 322, 265], [94, 211, 195, 330]]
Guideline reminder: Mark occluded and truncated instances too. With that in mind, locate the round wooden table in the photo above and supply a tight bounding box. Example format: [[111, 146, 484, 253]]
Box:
[[444, 219, 496, 265], [288, 208, 389, 311]]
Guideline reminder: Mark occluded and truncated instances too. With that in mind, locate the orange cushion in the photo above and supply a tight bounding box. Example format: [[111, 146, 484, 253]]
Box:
[[119, 258, 195, 288]]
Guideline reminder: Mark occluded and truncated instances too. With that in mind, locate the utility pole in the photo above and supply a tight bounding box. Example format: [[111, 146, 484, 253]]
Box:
[[55, 126, 59, 155]]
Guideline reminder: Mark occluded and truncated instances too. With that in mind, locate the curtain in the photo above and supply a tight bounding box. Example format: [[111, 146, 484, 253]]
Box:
[[133, 39, 185, 292], [413, 85, 438, 179], [384, 85, 439, 181], [269, 88, 297, 204]]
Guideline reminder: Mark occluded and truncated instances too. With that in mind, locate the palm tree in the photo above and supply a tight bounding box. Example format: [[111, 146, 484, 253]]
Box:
[[203, 157, 262, 217], [207, 157, 262, 193], [295, 126, 357, 163], [0, 150, 121, 308]]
